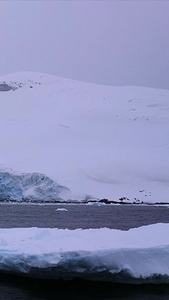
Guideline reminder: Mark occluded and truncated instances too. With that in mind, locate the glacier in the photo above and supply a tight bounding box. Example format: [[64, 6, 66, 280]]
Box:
[[0, 171, 70, 202], [0, 223, 169, 283], [0, 71, 169, 203]]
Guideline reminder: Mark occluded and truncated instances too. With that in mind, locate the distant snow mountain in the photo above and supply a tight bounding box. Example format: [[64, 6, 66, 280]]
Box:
[[0, 72, 168, 203]]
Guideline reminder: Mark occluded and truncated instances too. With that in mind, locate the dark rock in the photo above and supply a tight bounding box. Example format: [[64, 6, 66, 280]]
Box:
[[0, 83, 13, 91]]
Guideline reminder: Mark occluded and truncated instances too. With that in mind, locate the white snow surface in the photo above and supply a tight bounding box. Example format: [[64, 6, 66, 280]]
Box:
[[0, 71, 169, 203], [0, 223, 169, 283]]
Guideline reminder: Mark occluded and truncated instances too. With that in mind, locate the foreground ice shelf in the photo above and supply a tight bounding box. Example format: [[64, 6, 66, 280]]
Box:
[[0, 223, 169, 284]]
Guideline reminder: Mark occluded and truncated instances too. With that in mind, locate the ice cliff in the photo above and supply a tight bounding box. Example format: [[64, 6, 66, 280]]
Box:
[[0, 223, 169, 283], [0, 171, 69, 202]]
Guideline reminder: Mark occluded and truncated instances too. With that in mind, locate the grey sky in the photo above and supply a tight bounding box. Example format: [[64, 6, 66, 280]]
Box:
[[1, 0, 169, 89]]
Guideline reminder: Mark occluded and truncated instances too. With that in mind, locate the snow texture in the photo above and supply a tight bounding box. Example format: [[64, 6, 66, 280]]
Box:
[[0, 223, 169, 283], [0, 71, 169, 203]]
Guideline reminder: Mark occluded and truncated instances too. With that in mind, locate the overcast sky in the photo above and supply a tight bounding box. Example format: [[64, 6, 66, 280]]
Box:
[[1, 0, 169, 89]]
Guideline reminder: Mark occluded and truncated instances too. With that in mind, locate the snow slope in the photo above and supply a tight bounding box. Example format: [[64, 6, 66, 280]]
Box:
[[0, 72, 169, 203], [0, 223, 169, 283]]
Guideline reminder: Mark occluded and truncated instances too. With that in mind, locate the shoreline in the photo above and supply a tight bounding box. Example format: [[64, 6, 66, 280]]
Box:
[[0, 199, 168, 206]]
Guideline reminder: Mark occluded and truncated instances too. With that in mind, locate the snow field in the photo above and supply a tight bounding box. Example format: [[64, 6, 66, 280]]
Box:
[[0, 72, 169, 203]]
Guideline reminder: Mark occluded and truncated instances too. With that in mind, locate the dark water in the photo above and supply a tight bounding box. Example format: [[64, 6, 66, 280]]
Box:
[[1, 203, 169, 230], [1, 203, 169, 300]]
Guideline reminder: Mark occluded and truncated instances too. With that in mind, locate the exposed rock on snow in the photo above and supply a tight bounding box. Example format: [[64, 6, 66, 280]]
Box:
[[0, 83, 14, 92]]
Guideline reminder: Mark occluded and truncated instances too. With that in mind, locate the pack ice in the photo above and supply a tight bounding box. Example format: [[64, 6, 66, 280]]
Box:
[[0, 223, 169, 284], [0, 72, 169, 203]]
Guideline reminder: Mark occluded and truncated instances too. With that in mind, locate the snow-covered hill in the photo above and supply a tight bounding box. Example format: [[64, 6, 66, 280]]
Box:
[[0, 72, 168, 203]]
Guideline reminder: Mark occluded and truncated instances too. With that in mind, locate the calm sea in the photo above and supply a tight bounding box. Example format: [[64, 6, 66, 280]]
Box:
[[0, 203, 169, 300]]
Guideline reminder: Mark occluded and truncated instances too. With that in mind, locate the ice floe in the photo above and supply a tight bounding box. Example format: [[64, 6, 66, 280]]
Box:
[[0, 223, 169, 283]]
